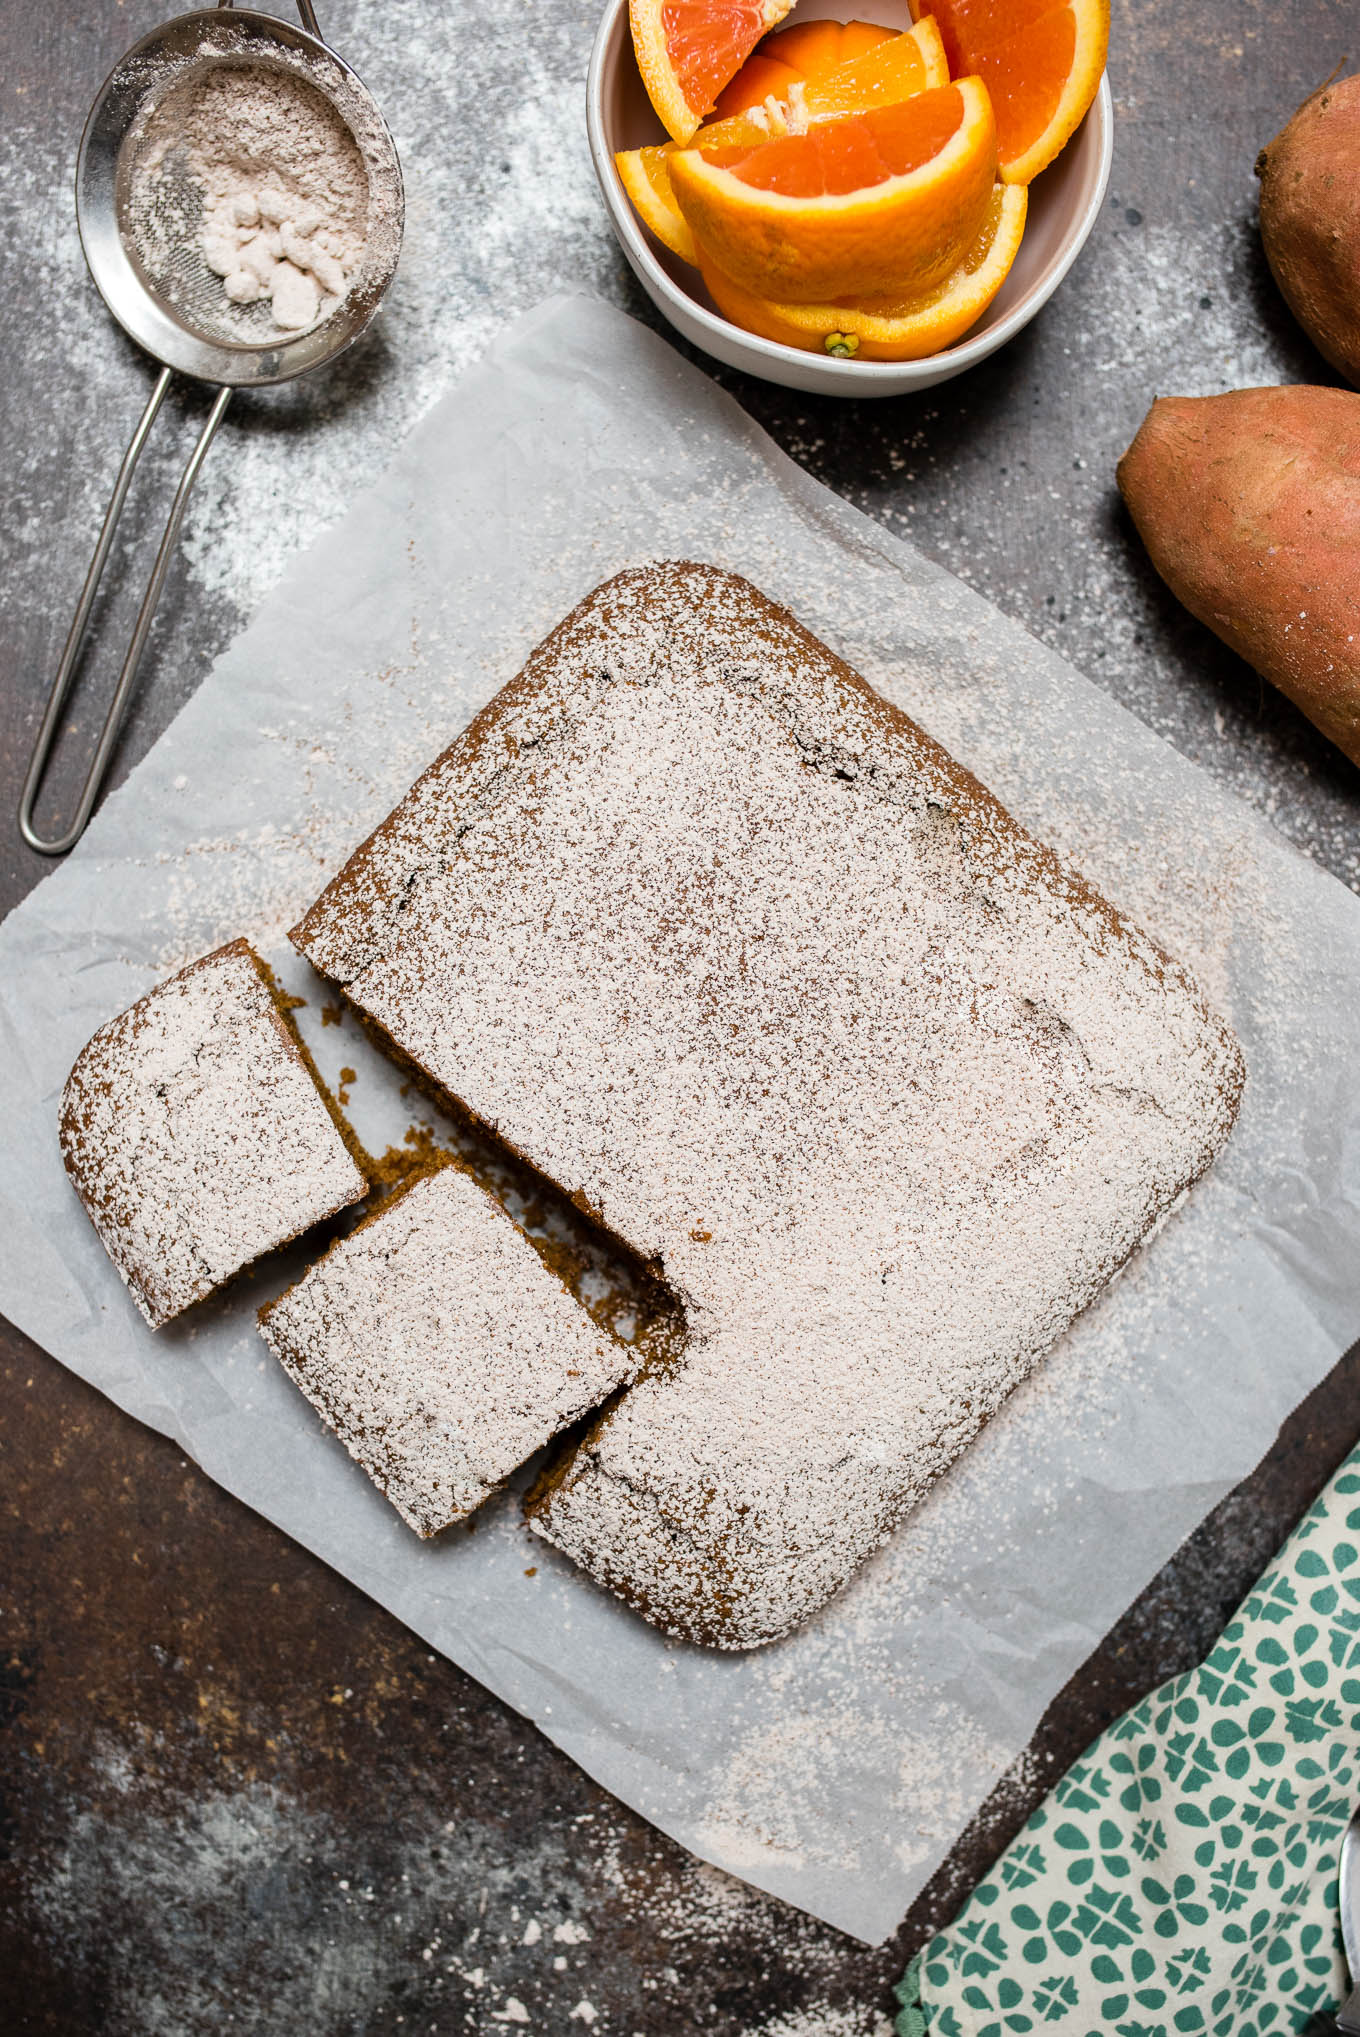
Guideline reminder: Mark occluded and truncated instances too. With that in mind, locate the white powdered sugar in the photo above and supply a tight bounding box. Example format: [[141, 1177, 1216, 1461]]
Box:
[[291, 562, 1245, 1648], [127, 57, 371, 337], [58, 932, 366, 1328], [58, 939, 366, 1329], [259, 1163, 638, 1537]]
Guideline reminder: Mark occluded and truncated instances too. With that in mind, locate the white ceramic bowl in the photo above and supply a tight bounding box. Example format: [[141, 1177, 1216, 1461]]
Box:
[[586, 0, 1113, 396]]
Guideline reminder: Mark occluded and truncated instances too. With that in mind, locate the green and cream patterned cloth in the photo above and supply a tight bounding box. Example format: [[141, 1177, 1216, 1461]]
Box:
[[897, 1446, 1360, 2037]]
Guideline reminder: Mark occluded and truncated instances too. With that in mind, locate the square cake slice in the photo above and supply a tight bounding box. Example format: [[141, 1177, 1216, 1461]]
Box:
[[257, 1164, 639, 1535], [291, 562, 1245, 1647], [60, 938, 367, 1329]]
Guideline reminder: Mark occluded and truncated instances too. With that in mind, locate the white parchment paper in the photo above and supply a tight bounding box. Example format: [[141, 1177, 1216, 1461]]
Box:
[[4, 296, 1360, 1945]]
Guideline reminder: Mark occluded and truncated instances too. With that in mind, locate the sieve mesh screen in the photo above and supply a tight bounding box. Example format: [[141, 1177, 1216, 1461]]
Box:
[[117, 53, 371, 349]]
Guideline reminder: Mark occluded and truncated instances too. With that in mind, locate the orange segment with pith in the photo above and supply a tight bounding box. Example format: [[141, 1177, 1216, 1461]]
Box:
[[630, 0, 795, 143], [714, 17, 898, 115], [908, 0, 1108, 183], [710, 18, 950, 136], [667, 77, 998, 302], [698, 180, 1028, 357], [616, 19, 952, 264]]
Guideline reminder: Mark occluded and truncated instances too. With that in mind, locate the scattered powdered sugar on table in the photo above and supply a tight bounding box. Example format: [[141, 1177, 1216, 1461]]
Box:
[[743, 2009, 895, 2037], [150, 5, 614, 618], [22, 1727, 897, 2034]]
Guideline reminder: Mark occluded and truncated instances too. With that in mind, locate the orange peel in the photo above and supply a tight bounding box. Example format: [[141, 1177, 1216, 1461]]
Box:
[[697, 180, 1028, 358]]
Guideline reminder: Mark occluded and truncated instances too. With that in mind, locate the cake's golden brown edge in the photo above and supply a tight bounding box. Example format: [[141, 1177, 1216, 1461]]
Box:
[[236, 941, 371, 1258], [256, 1137, 673, 1540], [288, 560, 1247, 1645], [288, 583, 638, 980], [522, 1428, 746, 1650], [58, 937, 370, 1331], [59, 988, 174, 1327]]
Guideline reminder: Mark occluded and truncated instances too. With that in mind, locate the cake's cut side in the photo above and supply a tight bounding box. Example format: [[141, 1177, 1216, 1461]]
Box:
[[252, 951, 377, 1189], [59, 939, 369, 1330], [291, 561, 1245, 1647], [257, 1163, 642, 1536], [328, 985, 690, 1365]]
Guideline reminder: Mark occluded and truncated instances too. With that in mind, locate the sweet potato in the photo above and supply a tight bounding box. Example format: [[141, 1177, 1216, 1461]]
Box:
[[1257, 74, 1360, 388], [1117, 385, 1360, 766]]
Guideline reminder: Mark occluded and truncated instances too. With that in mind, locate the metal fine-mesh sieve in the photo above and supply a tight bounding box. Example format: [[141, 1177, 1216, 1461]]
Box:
[[20, 0, 403, 854]]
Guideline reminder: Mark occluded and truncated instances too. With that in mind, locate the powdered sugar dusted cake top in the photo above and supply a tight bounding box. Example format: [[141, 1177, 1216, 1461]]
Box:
[[259, 1164, 639, 1537], [292, 562, 1245, 1648], [60, 938, 367, 1330]]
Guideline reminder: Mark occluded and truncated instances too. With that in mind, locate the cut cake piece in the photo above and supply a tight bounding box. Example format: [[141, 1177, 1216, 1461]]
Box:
[[60, 937, 367, 1330], [291, 561, 1245, 1648], [257, 1163, 640, 1536]]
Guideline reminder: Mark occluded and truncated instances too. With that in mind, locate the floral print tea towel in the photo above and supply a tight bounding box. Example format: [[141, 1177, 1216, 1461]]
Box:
[[897, 1448, 1360, 2037]]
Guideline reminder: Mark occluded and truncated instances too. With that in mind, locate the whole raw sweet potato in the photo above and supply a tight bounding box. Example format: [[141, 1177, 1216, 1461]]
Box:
[[1117, 385, 1360, 766], [1257, 74, 1360, 387]]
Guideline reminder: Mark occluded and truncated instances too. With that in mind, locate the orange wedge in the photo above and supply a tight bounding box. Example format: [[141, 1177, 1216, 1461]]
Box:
[[618, 145, 705, 262], [698, 181, 1028, 357], [667, 78, 998, 302], [630, 0, 795, 144], [789, 17, 949, 113], [908, 0, 1108, 184], [714, 18, 899, 116], [616, 20, 951, 265]]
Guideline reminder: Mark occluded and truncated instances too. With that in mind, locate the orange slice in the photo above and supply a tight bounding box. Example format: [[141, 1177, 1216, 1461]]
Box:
[[786, 15, 949, 112], [616, 20, 951, 265], [630, 0, 796, 144], [908, 0, 1108, 183], [698, 181, 1028, 357], [618, 144, 704, 262], [714, 17, 898, 116], [667, 78, 998, 302]]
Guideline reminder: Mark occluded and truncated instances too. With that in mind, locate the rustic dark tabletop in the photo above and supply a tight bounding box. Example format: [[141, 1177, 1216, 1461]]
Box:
[[3, 1, 1359, 2031]]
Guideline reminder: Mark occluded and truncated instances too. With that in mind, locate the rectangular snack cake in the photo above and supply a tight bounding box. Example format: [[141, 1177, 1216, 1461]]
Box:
[[60, 938, 367, 1329], [258, 1163, 638, 1535], [290, 562, 1245, 1647]]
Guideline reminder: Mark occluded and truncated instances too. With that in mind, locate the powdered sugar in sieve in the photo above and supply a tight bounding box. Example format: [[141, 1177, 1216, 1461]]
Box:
[[122, 48, 389, 343]]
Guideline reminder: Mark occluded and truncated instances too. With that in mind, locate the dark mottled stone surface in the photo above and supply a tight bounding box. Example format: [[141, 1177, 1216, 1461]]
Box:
[[2, 0, 1358, 2028]]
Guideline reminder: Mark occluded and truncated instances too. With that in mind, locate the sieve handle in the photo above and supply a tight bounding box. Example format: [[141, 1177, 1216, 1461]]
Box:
[[19, 372, 232, 856], [217, 0, 324, 42]]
